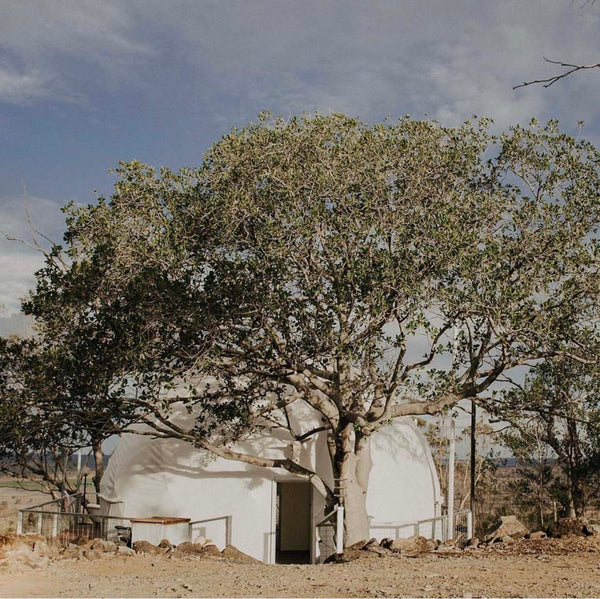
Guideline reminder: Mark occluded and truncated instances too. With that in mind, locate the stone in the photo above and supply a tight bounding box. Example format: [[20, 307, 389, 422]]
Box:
[[1, 545, 47, 570], [379, 538, 394, 549], [175, 541, 221, 557], [547, 517, 593, 538], [485, 515, 529, 541], [62, 544, 83, 559], [202, 544, 221, 557], [221, 545, 263, 564], [364, 544, 390, 557], [81, 548, 103, 561], [389, 535, 430, 555], [528, 531, 547, 540], [89, 539, 108, 552], [116, 545, 135, 556], [158, 539, 173, 550], [464, 537, 480, 548], [345, 539, 368, 550], [132, 540, 163, 555]]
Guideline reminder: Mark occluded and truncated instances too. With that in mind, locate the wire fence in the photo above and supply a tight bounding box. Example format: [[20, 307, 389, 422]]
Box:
[[18, 508, 133, 545]]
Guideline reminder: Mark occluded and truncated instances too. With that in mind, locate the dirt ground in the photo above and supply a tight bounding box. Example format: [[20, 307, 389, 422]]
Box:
[[2, 538, 600, 598]]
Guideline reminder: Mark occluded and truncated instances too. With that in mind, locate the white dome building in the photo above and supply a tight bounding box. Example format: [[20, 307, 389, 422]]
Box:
[[101, 401, 441, 563]]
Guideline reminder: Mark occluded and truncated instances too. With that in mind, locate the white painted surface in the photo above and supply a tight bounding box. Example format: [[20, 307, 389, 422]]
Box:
[[101, 401, 441, 563]]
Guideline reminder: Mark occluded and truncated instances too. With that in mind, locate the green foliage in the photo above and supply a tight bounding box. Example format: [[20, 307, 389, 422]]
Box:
[[9, 113, 599, 530], [495, 357, 600, 520]]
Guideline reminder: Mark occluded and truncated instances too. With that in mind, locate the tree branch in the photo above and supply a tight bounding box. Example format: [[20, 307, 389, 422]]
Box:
[[514, 57, 600, 89]]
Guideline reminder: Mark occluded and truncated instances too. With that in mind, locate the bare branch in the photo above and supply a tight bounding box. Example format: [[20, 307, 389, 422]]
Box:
[[514, 57, 600, 89]]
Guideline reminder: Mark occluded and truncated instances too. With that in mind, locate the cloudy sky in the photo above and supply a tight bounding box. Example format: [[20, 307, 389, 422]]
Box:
[[1, 0, 599, 336]]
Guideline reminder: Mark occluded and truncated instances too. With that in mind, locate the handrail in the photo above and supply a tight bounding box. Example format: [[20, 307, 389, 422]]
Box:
[[369, 510, 472, 542], [189, 515, 232, 546], [314, 504, 344, 562], [20, 492, 84, 511], [314, 506, 338, 529]]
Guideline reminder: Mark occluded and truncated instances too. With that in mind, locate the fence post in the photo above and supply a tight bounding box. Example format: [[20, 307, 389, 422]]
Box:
[[52, 513, 59, 537], [37, 513, 43, 535], [335, 506, 344, 554], [17, 511, 23, 535], [466, 511, 473, 541], [226, 516, 232, 546]]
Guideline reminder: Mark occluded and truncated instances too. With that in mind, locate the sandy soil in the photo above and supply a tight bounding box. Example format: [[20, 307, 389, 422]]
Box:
[[2, 538, 600, 598]]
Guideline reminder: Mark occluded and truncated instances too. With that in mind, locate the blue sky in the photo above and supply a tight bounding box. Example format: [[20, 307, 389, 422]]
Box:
[[1, 0, 599, 335]]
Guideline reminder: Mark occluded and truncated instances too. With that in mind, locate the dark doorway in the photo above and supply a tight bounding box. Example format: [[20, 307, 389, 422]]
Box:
[[276, 481, 311, 564]]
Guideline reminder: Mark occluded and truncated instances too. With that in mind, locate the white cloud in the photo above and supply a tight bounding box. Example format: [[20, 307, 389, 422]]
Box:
[[0, 0, 152, 104], [1, 0, 599, 132]]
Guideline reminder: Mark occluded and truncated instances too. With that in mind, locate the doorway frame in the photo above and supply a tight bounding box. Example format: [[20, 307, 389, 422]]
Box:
[[271, 477, 315, 564]]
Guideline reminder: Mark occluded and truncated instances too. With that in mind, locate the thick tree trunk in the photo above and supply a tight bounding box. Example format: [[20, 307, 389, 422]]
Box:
[[334, 425, 373, 547]]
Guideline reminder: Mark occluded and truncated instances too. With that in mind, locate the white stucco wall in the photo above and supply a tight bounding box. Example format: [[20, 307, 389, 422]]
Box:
[[101, 403, 441, 563]]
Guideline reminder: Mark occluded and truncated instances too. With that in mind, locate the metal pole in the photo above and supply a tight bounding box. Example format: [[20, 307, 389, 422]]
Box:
[[226, 516, 232, 546], [83, 472, 87, 511], [335, 505, 344, 554], [447, 417, 455, 541], [470, 400, 476, 521], [466, 510, 473, 541]]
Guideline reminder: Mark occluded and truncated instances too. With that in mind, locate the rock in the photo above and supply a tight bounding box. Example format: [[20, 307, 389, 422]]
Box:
[[176, 541, 220, 557], [362, 538, 379, 549], [364, 544, 390, 557], [132, 540, 163, 555], [547, 517, 593, 538], [528, 531, 547, 540], [589, 524, 600, 536], [324, 552, 356, 563], [389, 535, 430, 555], [464, 537, 480, 548], [81, 548, 103, 561], [62, 544, 83, 559], [425, 538, 440, 551], [89, 539, 108, 552], [202, 544, 221, 557], [0, 535, 56, 571], [345, 539, 368, 550], [176, 541, 205, 555], [1, 545, 48, 570], [221, 545, 263, 564], [485, 515, 529, 541], [158, 539, 173, 550], [379, 538, 394, 549], [116, 545, 135, 556]]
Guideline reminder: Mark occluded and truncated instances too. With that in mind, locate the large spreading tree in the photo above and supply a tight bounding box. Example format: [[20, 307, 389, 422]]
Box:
[[26, 113, 599, 544]]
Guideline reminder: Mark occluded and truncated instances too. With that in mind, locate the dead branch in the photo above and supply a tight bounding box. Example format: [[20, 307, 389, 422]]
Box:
[[514, 57, 600, 89]]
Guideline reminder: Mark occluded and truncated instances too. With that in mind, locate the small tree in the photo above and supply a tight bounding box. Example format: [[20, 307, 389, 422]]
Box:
[[27, 114, 600, 544], [495, 357, 600, 519]]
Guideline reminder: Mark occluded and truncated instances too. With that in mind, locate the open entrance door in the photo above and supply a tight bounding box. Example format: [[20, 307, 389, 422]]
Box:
[[276, 481, 311, 564]]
